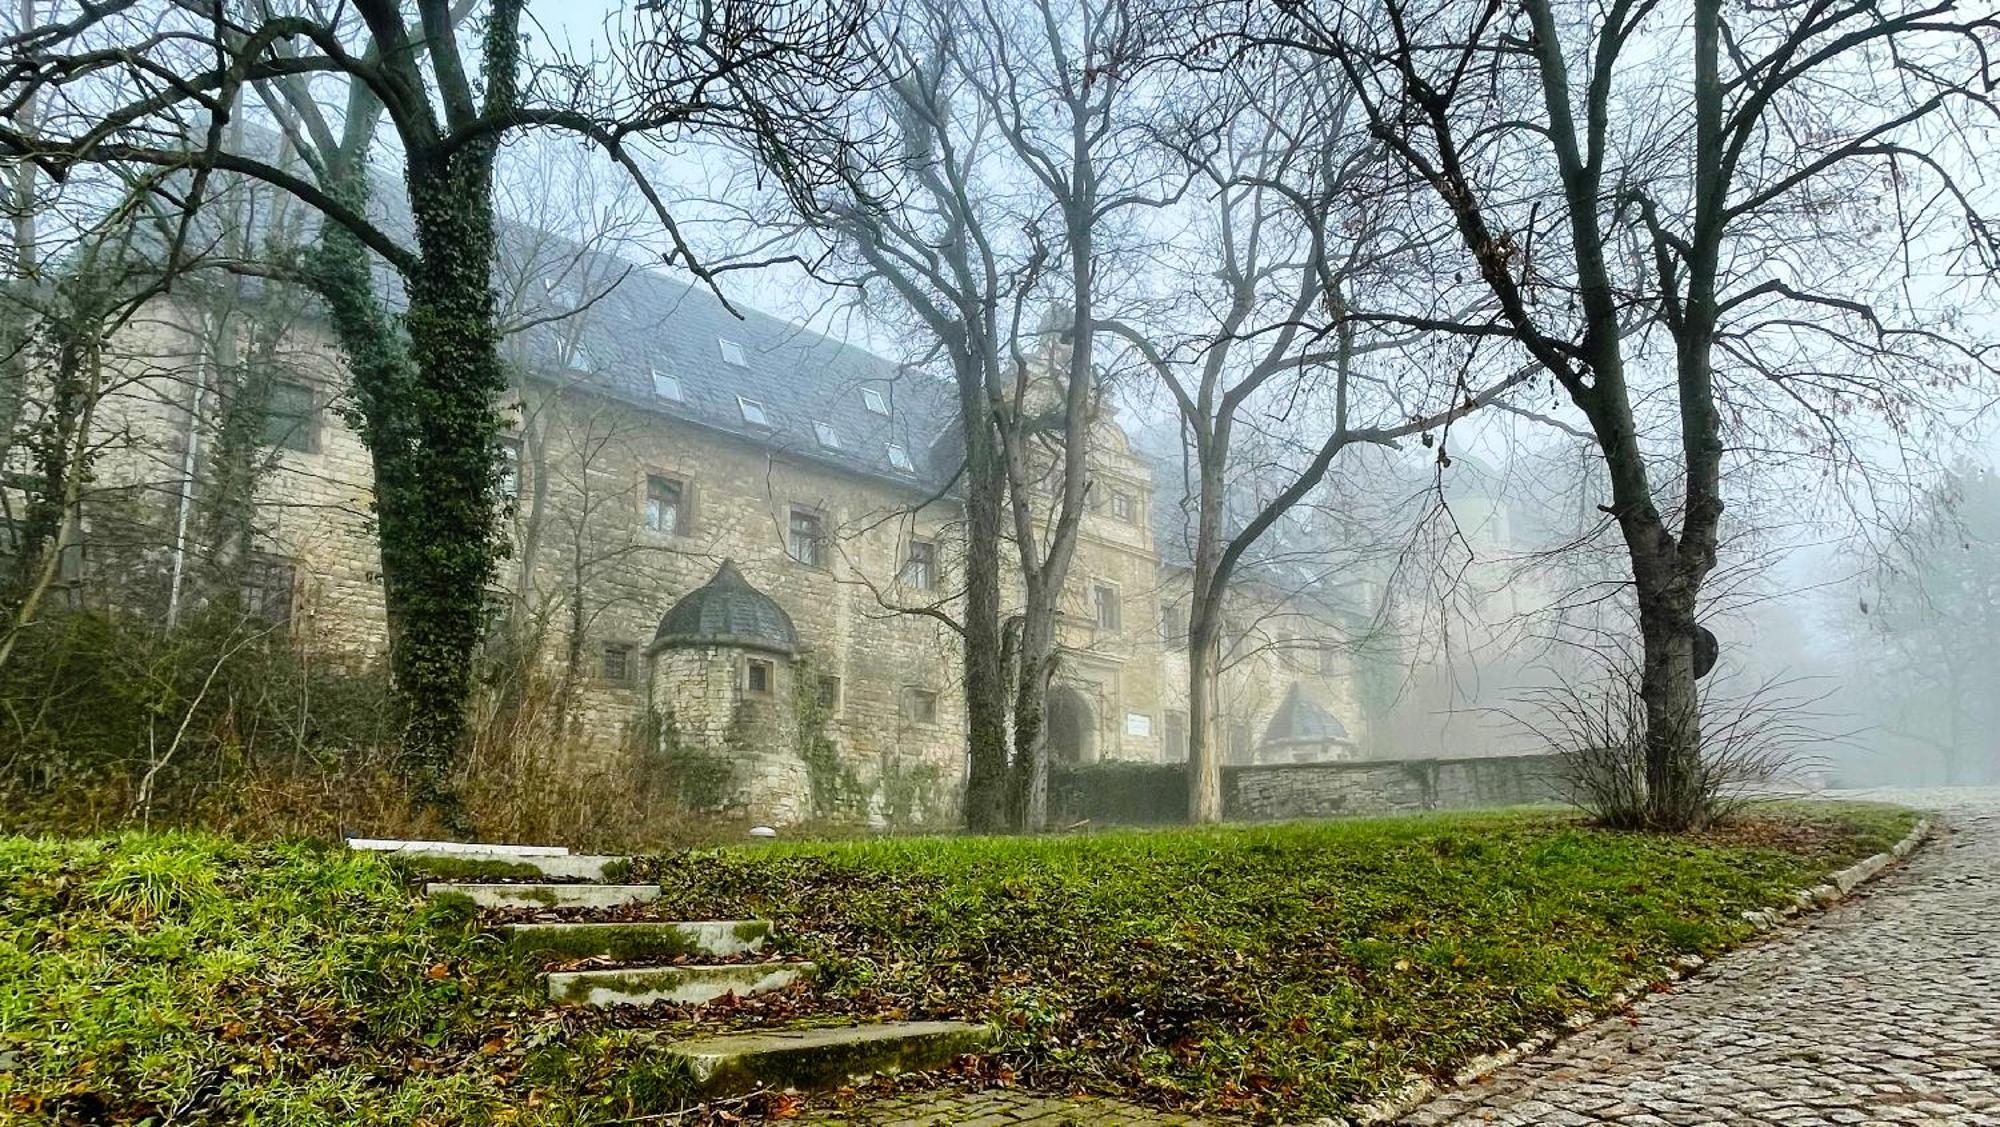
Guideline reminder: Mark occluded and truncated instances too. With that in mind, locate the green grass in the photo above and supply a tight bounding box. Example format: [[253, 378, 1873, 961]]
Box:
[[639, 804, 1917, 1118], [0, 804, 1916, 1124]]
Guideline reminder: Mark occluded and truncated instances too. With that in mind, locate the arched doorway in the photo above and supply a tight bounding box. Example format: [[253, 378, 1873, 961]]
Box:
[[1046, 685, 1098, 764]]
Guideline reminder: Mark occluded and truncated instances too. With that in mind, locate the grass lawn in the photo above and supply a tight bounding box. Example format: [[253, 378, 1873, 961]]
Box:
[[1, 803, 1915, 1125]]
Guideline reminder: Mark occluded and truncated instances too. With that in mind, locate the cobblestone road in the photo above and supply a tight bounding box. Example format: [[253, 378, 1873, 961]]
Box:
[[1400, 788, 2000, 1127]]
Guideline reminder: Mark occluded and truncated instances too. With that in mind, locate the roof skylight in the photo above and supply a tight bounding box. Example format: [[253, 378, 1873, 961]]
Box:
[[814, 421, 842, 450], [652, 369, 684, 401], [887, 443, 914, 472], [718, 338, 748, 367], [861, 387, 889, 415], [738, 395, 771, 427]]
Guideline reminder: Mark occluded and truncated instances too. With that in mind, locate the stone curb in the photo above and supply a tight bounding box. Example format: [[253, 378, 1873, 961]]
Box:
[[1325, 815, 1936, 1127]]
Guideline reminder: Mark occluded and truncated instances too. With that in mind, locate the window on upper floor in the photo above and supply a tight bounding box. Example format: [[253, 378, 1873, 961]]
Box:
[[645, 475, 687, 535], [497, 437, 522, 501], [652, 369, 684, 401], [1111, 491, 1137, 523], [788, 506, 827, 567], [1159, 601, 1186, 649], [261, 380, 316, 453], [861, 386, 889, 415], [901, 540, 936, 591], [816, 675, 842, 713], [1093, 581, 1121, 632], [744, 657, 774, 696], [718, 337, 748, 367]]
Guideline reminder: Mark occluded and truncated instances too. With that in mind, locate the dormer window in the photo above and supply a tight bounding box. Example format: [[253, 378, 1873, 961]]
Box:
[[814, 422, 842, 450], [738, 396, 771, 427], [886, 443, 914, 472], [861, 387, 889, 415], [718, 338, 748, 367], [652, 369, 684, 401]]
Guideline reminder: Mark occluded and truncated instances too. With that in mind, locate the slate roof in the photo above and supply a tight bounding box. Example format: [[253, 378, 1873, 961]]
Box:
[[509, 234, 958, 493], [654, 559, 800, 655], [1260, 683, 1353, 745]]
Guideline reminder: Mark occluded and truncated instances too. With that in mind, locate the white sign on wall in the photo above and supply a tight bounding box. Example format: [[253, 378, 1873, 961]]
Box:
[[1125, 712, 1152, 737]]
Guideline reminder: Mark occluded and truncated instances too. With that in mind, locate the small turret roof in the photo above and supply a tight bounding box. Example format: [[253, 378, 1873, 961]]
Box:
[[653, 560, 799, 656]]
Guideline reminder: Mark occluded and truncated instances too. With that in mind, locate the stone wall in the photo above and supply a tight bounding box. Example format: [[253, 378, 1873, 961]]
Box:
[[1050, 753, 1569, 825]]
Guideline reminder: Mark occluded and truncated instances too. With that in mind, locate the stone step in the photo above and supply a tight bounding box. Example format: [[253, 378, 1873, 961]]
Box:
[[348, 837, 568, 857], [654, 1021, 993, 1098], [425, 882, 660, 910], [383, 851, 630, 883], [547, 962, 814, 1007], [503, 919, 772, 961]]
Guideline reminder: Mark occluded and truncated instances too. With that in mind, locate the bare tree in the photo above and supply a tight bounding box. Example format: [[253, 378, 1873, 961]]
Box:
[[1269, 0, 2000, 828], [1102, 58, 1528, 821]]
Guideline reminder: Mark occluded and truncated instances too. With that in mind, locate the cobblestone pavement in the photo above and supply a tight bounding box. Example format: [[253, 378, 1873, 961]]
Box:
[[1400, 787, 2000, 1127], [797, 1087, 1213, 1125]]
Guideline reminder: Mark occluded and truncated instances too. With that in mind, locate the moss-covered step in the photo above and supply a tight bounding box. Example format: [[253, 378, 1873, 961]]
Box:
[[547, 961, 814, 1007], [386, 852, 631, 883], [348, 837, 568, 857], [503, 919, 772, 960], [654, 1021, 993, 1098], [424, 882, 660, 910]]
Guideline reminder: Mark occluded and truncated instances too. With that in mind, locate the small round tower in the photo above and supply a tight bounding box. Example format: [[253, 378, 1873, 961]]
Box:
[[648, 560, 804, 820]]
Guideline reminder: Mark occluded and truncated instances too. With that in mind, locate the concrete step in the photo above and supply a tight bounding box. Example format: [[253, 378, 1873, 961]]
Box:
[[383, 851, 630, 883], [654, 1021, 993, 1098], [348, 837, 568, 857], [503, 919, 772, 961], [547, 962, 814, 1007], [425, 882, 659, 910]]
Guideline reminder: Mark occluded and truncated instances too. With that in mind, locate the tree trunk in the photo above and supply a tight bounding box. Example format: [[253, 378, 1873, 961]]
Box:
[[1010, 604, 1054, 831], [390, 156, 507, 824], [1186, 617, 1224, 823], [960, 384, 1011, 833]]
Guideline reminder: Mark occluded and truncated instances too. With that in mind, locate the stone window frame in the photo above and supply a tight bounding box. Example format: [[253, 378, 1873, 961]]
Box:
[[743, 656, 776, 697], [1091, 579, 1122, 633], [786, 505, 829, 569], [901, 685, 940, 725], [240, 552, 297, 627], [1109, 490, 1136, 523], [600, 640, 637, 685], [1158, 600, 1186, 649], [815, 674, 842, 714], [261, 379, 319, 454], [642, 472, 693, 537]]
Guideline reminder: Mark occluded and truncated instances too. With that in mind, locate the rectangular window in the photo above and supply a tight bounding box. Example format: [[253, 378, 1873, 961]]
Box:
[[738, 396, 771, 427], [601, 641, 634, 685], [744, 657, 774, 695], [902, 687, 939, 724], [1164, 711, 1188, 763], [861, 386, 889, 415], [886, 443, 914, 472], [1125, 712, 1152, 738], [900, 540, 936, 590], [788, 507, 826, 567], [1110, 491, 1135, 522], [645, 475, 685, 535], [497, 437, 522, 501], [813, 421, 842, 450], [240, 554, 296, 626], [261, 381, 315, 452], [816, 675, 842, 713], [1317, 642, 1337, 677], [1093, 581, 1121, 632], [1159, 602, 1185, 648], [651, 369, 684, 401], [719, 337, 748, 366]]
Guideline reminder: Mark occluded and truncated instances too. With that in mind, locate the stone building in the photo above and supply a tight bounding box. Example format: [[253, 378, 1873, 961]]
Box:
[[68, 238, 1376, 826]]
